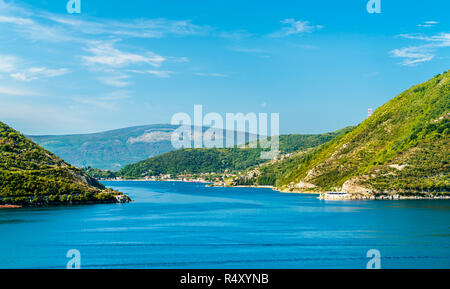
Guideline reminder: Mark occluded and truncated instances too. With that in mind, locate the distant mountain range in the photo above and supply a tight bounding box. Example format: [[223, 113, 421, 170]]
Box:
[[29, 124, 257, 170], [235, 70, 450, 197], [116, 130, 352, 179], [0, 122, 129, 207]]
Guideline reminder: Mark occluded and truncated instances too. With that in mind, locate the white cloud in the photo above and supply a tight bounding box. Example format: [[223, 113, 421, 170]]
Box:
[[390, 47, 434, 66], [0, 54, 69, 81], [417, 21, 439, 28], [0, 85, 39, 96], [0, 15, 33, 25], [297, 44, 318, 50], [129, 69, 174, 78], [0, 11, 77, 43], [100, 90, 133, 101], [73, 97, 118, 111], [0, 55, 18, 72], [82, 41, 165, 68], [43, 14, 208, 39], [230, 47, 264, 53], [194, 72, 228, 77], [270, 19, 323, 38], [0, 0, 208, 43], [390, 33, 450, 66], [98, 75, 132, 87], [10, 67, 69, 81], [147, 70, 174, 78]]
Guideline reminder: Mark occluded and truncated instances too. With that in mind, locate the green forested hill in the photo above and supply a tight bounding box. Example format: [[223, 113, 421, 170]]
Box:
[[0, 122, 129, 206], [29, 125, 258, 171], [266, 71, 450, 196], [117, 131, 351, 179]]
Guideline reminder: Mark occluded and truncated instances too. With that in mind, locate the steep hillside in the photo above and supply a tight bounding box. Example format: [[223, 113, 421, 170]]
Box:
[[29, 124, 257, 170], [117, 130, 351, 179], [275, 71, 450, 197], [0, 122, 129, 207]]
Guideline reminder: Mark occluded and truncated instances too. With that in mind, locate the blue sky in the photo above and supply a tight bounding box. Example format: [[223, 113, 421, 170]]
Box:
[[0, 0, 449, 135]]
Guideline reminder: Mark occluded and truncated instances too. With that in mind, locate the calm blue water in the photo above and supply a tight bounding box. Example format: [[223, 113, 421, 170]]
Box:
[[0, 181, 449, 269]]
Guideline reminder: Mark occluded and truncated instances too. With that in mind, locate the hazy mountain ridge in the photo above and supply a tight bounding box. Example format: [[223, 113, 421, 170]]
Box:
[[116, 131, 351, 179], [29, 124, 258, 170], [29, 124, 178, 171]]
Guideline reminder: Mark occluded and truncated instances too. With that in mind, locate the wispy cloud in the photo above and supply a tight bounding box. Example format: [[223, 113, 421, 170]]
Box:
[[0, 0, 209, 43], [417, 21, 439, 28], [0, 84, 40, 96], [390, 33, 450, 66], [100, 90, 133, 101], [0, 54, 69, 81], [0, 9, 77, 42], [0, 15, 33, 25], [296, 44, 318, 50], [194, 72, 228, 77], [98, 75, 132, 87], [269, 19, 323, 38], [229, 47, 264, 53], [218, 30, 253, 40], [10, 67, 69, 81], [0, 55, 18, 72], [130, 70, 175, 78], [73, 97, 119, 111], [0, 0, 197, 83], [43, 14, 209, 39], [82, 41, 165, 68]]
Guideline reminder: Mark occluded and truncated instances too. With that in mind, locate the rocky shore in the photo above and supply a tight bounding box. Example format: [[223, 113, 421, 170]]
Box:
[[330, 193, 450, 200], [0, 191, 132, 208], [275, 187, 450, 200], [315, 192, 450, 200], [0, 204, 23, 209]]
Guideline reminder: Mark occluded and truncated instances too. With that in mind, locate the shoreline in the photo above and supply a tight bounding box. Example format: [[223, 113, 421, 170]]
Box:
[[215, 185, 275, 189], [319, 194, 450, 200], [0, 205, 23, 209], [102, 178, 209, 183], [99, 179, 450, 201]]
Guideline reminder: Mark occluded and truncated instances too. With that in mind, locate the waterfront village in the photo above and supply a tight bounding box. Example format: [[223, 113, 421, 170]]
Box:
[[104, 152, 296, 187]]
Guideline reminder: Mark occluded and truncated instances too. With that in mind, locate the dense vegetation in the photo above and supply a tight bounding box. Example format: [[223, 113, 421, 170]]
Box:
[[117, 131, 350, 179], [0, 122, 128, 206], [82, 167, 117, 179], [242, 71, 450, 195], [29, 125, 258, 171]]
